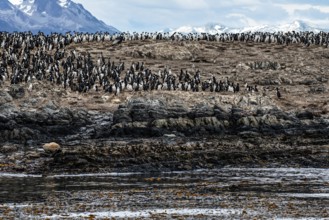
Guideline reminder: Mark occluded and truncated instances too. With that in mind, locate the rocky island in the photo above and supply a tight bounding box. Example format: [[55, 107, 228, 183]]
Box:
[[1, 32, 328, 174], [0, 32, 328, 219]]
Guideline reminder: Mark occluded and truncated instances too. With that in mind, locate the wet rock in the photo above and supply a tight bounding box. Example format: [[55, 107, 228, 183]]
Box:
[[109, 97, 329, 137], [297, 111, 314, 120], [55, 108, 72, 118], [163, 134, 176, 138], [238, 116, 259, 128], [152, 119, 169, 128], [112, 98, 191, 134], [248, 116, 259, 127], [45, 100, 58, 110], [0, 91, 13, 104], [10, 129, 21, 140], [75, 158, 89, 166], [214, 105, 230, 120], [113, 107, 132, 124], [65, 139, 81, 146], [195, 117, 222, 128], [111, 150, 122, 156], [0, 103, 116, 143], [26, 152, 41, 159], [167, 104, 189, 118], [260, 114, 279, 126], [8, 86, 25, 99], [188, 104, 214, 118], [0, 144, 18, 153], [231, 107, 248, 121], [183, 164, 192, 170], [150, 118, 192, 134], [239, 131, 260, 138], [0, 113, 10, 123]]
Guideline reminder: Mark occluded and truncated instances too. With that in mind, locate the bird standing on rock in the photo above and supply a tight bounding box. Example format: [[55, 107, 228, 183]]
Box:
[[276, 87, 281, 99], [112, 36, 124, 46]]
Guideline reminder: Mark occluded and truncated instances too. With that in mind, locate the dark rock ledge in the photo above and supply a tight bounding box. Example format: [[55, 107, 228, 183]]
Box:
[[0, 94, 328, 174]]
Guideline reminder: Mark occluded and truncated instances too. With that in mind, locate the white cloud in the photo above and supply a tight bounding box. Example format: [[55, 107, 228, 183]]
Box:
[[226, 13, 258, 27], [173, 0, 209, 10], [274, 3, 329, 29], [277, 3, 329, 14], [9, 0, 329, 31], [76, 0, 288, 31]]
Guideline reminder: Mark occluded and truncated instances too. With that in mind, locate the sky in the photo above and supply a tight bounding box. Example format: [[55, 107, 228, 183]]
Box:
[[10, 0, 329, 32]]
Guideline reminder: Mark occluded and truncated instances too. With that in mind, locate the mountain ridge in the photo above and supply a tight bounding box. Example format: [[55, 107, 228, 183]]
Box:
[[162, 20, 328, 34], [1, 0, 119, 33]]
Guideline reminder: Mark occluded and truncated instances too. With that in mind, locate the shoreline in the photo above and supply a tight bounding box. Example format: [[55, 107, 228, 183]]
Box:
[[1, 134, 328, 175]]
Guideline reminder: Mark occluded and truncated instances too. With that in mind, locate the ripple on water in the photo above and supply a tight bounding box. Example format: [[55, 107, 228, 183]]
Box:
[[0, 168, 328, 219], [41, 208, 245, 219], [0, 173, 42, 178], [280, 193, 329, 198]]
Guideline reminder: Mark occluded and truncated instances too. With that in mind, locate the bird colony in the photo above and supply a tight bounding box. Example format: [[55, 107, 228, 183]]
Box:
[[1, 31, 326, 96]]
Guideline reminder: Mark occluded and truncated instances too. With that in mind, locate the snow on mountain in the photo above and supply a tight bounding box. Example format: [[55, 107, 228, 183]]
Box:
[[239, 20, 325, 33], [58, 0, 70, 8], [165, 21, 328, 34], [2, 0, 119, 33], [0, 0, 37, 32], [173, 23, 232, 35]]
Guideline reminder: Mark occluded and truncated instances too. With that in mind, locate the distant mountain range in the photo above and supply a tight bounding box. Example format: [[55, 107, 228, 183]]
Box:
[[0, 2, 327, 36], [1, 0, 119, 33], [163, 20, 328, 34]]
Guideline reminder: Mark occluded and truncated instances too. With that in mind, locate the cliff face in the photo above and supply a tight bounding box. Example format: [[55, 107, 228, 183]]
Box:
[[1, 88, 328, 144], [0, 87, 328, 174], [110, 97, 328, 138], [0, 91, 113, 145]]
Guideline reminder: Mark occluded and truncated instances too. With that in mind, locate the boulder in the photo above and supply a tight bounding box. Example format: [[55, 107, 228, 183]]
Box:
[[296, 111, 314, 120], [43, 142, 61, 154], [8, 86, 25, 99], [0, 144, 18, 153], [0, 91, 13, 104]]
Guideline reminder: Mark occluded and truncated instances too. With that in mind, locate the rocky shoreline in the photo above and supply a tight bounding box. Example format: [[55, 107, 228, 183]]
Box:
[[1, 88, 328, 174]]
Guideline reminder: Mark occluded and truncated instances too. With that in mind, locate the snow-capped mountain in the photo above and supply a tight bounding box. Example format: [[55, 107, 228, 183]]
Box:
[[239, 20, 325, 33], [164, 21, 328, 34], [167, 23, 232, 35], [0, 0, 35, 32], [1, 0, 119, 33]]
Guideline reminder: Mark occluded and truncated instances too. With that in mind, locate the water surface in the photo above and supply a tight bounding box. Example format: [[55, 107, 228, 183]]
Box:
[[0, 168, 328, 219]]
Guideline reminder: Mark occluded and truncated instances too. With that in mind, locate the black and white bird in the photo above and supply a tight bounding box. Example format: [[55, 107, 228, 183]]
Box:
[[276, 87, 281, 99], [112, 36, 124, 46]]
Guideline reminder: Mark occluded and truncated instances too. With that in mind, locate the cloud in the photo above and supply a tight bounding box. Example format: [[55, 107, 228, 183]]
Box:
[[226, 14, 258, 27], [294, 7, 329, 20], [224, 3, 289, 27], [173, 0, 209, 10], [275, 0, 329, 5], [274, 2, 329, 28], [72, 0, 329, 31], [277, 3, 329, 14]]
